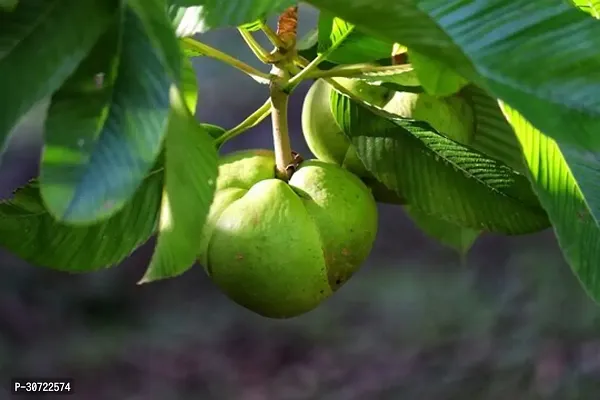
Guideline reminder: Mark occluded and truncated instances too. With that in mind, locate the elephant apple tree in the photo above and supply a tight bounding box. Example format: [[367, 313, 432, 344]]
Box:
[[1, 1, 600, 318]]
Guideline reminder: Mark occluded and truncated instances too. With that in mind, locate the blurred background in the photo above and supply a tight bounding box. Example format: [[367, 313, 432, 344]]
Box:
[[1, 5, 600, 399]]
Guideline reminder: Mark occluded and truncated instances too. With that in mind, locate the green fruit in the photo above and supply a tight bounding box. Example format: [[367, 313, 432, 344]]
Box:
[[301, 78, 393, 178], [198, 149, 378, 319], [383, 91, 475, 145]]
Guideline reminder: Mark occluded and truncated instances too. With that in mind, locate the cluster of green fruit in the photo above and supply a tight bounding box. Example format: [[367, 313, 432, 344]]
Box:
[[198, 76, 475, 319]]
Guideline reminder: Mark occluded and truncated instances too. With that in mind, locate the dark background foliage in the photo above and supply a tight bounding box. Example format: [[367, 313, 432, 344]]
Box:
[[1, 8, 599, 400]]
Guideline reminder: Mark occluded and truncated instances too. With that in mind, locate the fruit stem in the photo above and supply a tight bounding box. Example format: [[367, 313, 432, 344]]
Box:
[[182, 38, 272, 84], [284, 28, 352, 89], [261, 7, 299, 180], [260, 22, 287, 50], [238, 28, 278, 64], [294, 55, 366, 104], [304, 63, 413, 80], [214, 99, 272, 146], [270, 66, 294, 180], [285, 51, 329, 88]]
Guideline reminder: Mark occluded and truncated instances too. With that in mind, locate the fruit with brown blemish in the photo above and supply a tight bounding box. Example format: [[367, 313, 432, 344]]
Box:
[[198, 149, 378, 319]]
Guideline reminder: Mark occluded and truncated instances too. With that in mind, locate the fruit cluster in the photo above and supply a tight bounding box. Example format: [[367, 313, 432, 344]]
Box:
[[198, 77, 474, 319]]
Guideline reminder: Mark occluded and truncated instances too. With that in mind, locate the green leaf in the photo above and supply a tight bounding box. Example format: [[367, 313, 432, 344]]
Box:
[[329, 88, 550, 235], [298, 27, 318, 51], [129, 0, 182, 84], [168, 4, 206, 37], [306, 0, 600, 150], [141, 91, 218, 283], [0, 171, 163, 272], [408, 49, 468, 97], [169, 0, 295, 32], [318, 12, 394, 64], [181, 56, 199, 113], [501, 104, 600, 303], [405, 205, 480, 256], [461, 85, 527, 175], [297, 28, 345, 72], [41, 9, 172, 224], [203, 123, 226, 143], [239, 19, 265, 31], [345, 64, 422, 92], [572, 0, 600, 18], [0, 0, 18, 12], [0, 0, 117, 157], [362, 177, 407, 205], [317, 12, 353, 51]]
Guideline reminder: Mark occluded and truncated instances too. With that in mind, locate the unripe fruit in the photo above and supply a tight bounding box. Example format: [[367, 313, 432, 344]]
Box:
[[383, 91, 475, 145], [198, 149, 378, 319], [301, 78, 393, 178]]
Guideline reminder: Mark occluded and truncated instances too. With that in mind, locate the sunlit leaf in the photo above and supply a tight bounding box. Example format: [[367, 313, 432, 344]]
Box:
[[141, 89, 218, 283], [572, 0, 600, 18], [502, 104, 600, 303]]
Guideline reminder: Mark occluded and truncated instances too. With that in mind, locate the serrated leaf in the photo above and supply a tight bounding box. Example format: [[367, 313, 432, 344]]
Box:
[[169, 0, 295, 32], [461, 85, 527, 175], [405, 205, 480, 256], [501, 104, 600, 302], [0, 171, 163, 272], [329, 88, 550, 235], [408, 49, 468, 97], [41, 9, 171, 224], [0, 0, 117, 157], [306, 0, 600, 150], [0, 0, 17, 12], [318, 12, 394, 64], [572, 0, 600, 18], [141, 90, 218, 283]]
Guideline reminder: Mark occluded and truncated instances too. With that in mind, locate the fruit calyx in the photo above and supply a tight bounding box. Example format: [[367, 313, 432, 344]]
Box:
[[284, 151, 304, 179]]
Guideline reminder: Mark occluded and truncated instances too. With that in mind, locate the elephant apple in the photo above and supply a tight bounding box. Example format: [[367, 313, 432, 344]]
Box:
[[198, 149, 378, 319], [301, 78, 393, 178]]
